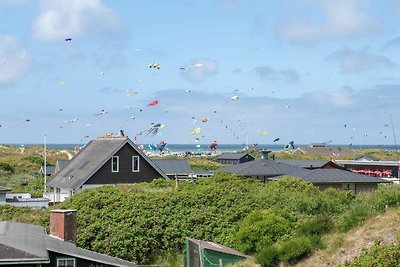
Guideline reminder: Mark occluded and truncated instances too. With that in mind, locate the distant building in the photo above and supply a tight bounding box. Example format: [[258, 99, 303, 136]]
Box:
[[0, 209, 137, 266], [6, 192, 49, 208], [55, 159, 70, 173], [275, 160, 346, 170], [293, 144, 353, 156], [152, 159, 194, 179], [39, 166, 56, 176], [0, 186, 11, 205], [216, 153, 255, 165], [218, 158, 389, 194]]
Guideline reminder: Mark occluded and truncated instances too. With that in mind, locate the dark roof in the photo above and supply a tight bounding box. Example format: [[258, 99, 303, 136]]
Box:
[[0, 221, 137, 266], [218, 159, 388, 184], [290, 169, 390, 184], [295, 146, 353, 156], [152, 159, 193, 175], [274, 160, 344, 169], [47, 137, 168, 190], [39, 166, 56, 175], [217, 153, 254, 160], [187, 238, 249, 258], [218, 159, 310, 177], [0, 186, 11, 193], [354, 155, 379, 161], [55, 160, 70, 172]]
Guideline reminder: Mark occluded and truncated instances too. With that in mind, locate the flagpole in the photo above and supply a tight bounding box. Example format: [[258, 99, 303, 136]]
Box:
[[44, 134, 47, 192]]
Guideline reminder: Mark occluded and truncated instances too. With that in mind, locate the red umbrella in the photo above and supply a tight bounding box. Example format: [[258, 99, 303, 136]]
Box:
[[364, 170, 373, 175], [383, 170, 392, 175], [374, 170, 382, 176], [351, 169, 359, 173]]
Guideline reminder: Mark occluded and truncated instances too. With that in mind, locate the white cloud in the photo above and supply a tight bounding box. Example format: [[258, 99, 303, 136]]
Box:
[[253, 66, 300, 82], [33, 0, 120, 41], [0, 35, 31, 87], [327, 48, 394, 74], [180, 58, 219, 82], [276, 0, 382, 43], [303, 88, 355, 108]]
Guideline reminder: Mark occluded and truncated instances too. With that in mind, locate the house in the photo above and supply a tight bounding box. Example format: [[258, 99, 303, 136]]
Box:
[[353, 155, 379, 162], [6, 192, 49, 209], [152, 159, 194, 179], [0, 186, 11, 205], [55, 159, 70, 174], [292, 144, 353, 156], [46, 136, 169, 203], [335, 158, 400, 182], [218, 158, 389, 194], [274, 160, 346, 170], [39, 166, 56, 176], [185, 237, 250, 267], [0, 209, 137, 266], [216, 153, 255, 165]]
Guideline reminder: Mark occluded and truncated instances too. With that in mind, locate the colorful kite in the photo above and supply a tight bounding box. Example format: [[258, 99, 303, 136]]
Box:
[[147, 100, 159, 107]]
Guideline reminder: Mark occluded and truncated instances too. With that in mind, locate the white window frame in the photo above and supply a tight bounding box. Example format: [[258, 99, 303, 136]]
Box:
[[111, 156, 119, 173], [57, 258, 76, 267], [132, 156, 140, 172]]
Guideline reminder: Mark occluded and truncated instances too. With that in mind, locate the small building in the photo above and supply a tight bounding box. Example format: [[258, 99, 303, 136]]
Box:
[[293, 144, 353, 156], [216, 153, 255, 165], [0, 186, 11, 205], [6, 194, 49, 208], [275, 160, 346, 170], [185, 237, 249, 267], [46, 136, 169, 203], [0, 209, 137, 266], [218, 159, 389, 194], [152, 159, 194, 179], [39, 166, 56, 176]]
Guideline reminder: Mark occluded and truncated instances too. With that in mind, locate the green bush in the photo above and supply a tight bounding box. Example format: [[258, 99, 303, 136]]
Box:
[[234, 209, 294, 254], [0, 162, 14, 173], [296, 216, 332, 237], [277, 236, 312, 263], [335, 201, 374, 232], [256, 245, 279, 267], [344, 241, 400, 266]]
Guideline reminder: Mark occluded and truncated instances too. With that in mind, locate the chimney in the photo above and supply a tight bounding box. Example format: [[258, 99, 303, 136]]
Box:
[[260, 150, 271, 160], [50, 209, 77, 243]]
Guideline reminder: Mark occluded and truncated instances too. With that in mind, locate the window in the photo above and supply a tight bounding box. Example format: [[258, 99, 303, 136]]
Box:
[[112, 156, 119, 172], [57, 258, 76, 267], [342, 183, 356, 194], [132, 156, 140, 172]]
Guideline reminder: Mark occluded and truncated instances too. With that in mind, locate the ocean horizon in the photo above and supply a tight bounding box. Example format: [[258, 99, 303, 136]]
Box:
[[5, 143, 400, 153]]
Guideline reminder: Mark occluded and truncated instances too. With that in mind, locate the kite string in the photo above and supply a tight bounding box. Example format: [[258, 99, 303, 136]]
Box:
[[389, 114, 400, 179]]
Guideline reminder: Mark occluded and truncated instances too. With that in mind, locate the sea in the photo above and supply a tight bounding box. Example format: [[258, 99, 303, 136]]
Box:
[[12, 143, 400, 153]]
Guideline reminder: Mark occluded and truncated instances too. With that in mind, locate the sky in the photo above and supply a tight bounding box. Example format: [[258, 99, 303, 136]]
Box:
[[0, 0, 400, 146]]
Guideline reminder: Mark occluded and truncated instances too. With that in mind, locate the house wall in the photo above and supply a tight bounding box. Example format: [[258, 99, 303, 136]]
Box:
[[45, 251, 115, 267], [0, 193, 6, 205], [85, 143, 163, 185], [315, 183, 378, 194], [239, 155, 254, 164]]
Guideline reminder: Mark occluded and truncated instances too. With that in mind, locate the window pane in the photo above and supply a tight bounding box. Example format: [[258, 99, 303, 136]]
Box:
[[133, 156, 139, 172], [112, 156, 119, 172]]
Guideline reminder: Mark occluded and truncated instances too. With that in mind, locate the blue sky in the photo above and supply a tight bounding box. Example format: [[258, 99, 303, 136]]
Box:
[[0, 0, 399, 146]]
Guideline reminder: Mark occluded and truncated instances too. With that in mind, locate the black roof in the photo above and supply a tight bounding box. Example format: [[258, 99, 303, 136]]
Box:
[[274, 160, 344, 169], [187, 238, 249, 258], [47, 136, 168, 189], [152, 159, 193, 175], [217, 153, 254, 160], [218, 159, 388, 184], [0, 221, 137, 266]]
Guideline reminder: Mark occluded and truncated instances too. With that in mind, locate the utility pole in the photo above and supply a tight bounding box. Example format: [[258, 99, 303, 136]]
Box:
[[44, 134, 47, 192]]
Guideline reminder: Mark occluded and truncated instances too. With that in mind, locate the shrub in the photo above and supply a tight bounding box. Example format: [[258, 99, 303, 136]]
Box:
[[335, 201, 374, 232], [344, 241, 400, 266], [277, 236, 312, 263], [256, 245, 279, 267], [0, 162, 14, 173], [234, 210, 294, 254], [296, 216, 332, 237]]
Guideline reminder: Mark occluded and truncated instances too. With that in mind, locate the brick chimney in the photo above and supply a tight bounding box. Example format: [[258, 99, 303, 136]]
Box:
[[50, 209, 77, 243]]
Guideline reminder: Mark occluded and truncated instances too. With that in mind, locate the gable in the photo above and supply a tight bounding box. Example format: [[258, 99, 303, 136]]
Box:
[[0, 243, 48, 263], [85, 143, 167, 185]]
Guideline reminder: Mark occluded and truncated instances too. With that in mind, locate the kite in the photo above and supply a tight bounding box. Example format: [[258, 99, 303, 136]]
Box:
[[201, 118, 209, 123], [262, 131, 268, 135], [147, 100, 159, 107], [284, 141, 295, 150], [59, 81, 66, 86], [58, 108, 63, 112], [185, 89, 191, 93], [148, 144, 157, 151], [25, 119, 30, 122], [119, 129, 125, 136], [252, 143, 258, 147], [64, 118, 78, 124], [95, 109, 108, 116], [209, 141, 218, 150], [65, 38, 72, 41], [273, 138, 280, 143], [285, 105, 290, 109], [196, 144, 201, 148], [195, 138, 200, 142], [231, 96, 239, 100], [180, 63, 203, 70], [100, 72, 105, 75], [158, 141, 167, 152], [147, 123, 165, 136], [148, 63, 161, 69], [126, 106, 132, 109], [190, 127, 201, 135]]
